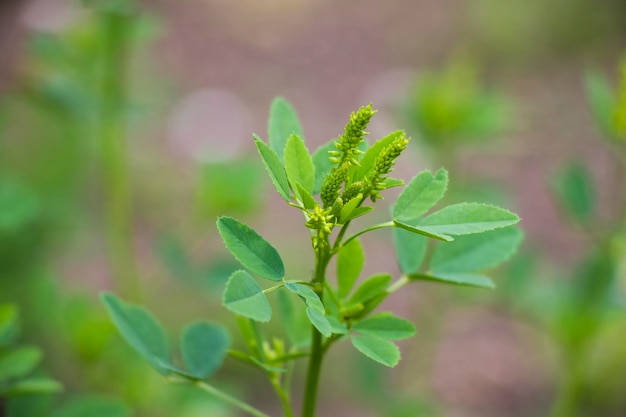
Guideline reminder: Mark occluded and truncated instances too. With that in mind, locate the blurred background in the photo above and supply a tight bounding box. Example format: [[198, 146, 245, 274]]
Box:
[[0, 0, 625, 416]]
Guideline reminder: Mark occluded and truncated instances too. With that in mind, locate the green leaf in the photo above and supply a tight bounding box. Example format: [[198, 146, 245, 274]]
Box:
[[284, 282, 331, 337], [393, 228, 427, 275], [0, 377, 63, 396], [181, 322, 230, 379], [393, 168, 448, 221], [393, 220, 453, 242], [408, 272, 495, 289], [326, 315, 348, 335], [216, 216, 284, 281], [277, 290, 310, 348], [284, 134, 315, 196], [254, 135, 291, 202], [552, 162, 595, 224], [337, 238, 365, 298], [351, 335, 400, 367], [342, 206, 373, 223], [585, 70, 617, 139], [430, 226, 523, 273], [348, 274, 392, 305], [353, 313, 416, 340], [312, 140, 336, 194], [296, 183, 317, 209], [101, 293, 171, 375], [49, 396, 131, 417], [0, 304, 18, 345], [416, 203, 520, 237], [353, 130, 404, 181], [0, 347, 42, 381], [268, 97, 303, 161], [383, 177, 404, 188], [222, 271, 272, 322]]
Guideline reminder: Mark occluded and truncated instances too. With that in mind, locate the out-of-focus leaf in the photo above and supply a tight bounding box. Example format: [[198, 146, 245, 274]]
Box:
[[393, 228, 427, 275], [100, 293, 171, 375], [312, 140, 336, 194], [268, 97, 303, 161], [284, 282, 331, 337], [0, 347, 42, 381], [49, 396, 131, 417], [552, 162, 595, 224], [408, 272, 495, 289], [350, 335, 400, 367], [181, 322, 230, 379]]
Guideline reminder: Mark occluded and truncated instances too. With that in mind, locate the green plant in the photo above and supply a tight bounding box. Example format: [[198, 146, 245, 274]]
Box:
[[101, 98, 522, 417]]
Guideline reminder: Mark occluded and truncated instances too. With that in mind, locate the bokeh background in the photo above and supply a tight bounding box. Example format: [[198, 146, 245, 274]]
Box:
[[1, 0, 625, 416]]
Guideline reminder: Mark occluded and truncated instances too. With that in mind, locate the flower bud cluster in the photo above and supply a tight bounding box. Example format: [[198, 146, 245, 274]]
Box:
[[330, 104, 376, 166], [365, 133, 410, 201], [321, 164, 348, 208], [305, 205, 335, 249]]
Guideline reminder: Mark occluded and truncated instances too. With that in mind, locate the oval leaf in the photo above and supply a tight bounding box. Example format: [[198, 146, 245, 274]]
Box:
[[0, 347, 42, 381], [268, 97, 303, 161], [223, 271, 272, 322], [284, 134, 315, 195], [430, 226, 523, 273], [181, 322, 230, 379], [353, 313, 415, 341], [217, 216, 284, 281], [394, 168, 448, 221], [254, 135, 291, 202], [337, 238, 364, 298], [350, 335, 400, 367], [417, 203, 519, 236], [100, 293, 171, 375], [347, 274, 392, 305]]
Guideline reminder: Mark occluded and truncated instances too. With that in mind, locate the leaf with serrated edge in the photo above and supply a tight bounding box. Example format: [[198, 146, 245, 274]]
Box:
[[217, 216, 284, 281], [223, 271, 272, 322], [284, 134, 315, 196], [394, 168, 448, 221], [254, 135, 290, 201], [337, 238, 364, 298], [408, 272, 495, 289], [268, 97, 303, 161], [101, 293, 171, 375], [181, 322, 230, 379], [353, 313, 415, 340], [417, 203, 519, 236], [430, 226, 523, 273], [393, 227, 427, 275], [351, 335, 400, 367]]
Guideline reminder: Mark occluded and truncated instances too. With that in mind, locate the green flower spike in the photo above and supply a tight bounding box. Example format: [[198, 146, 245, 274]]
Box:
[[305, 205, 335, 249], [366, 133, 410, 201], [330, 104, 377, 167], [321, 164, 349, 208]]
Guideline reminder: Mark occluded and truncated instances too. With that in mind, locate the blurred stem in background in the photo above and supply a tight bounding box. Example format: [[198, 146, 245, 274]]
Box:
[[97, 2, 141, 300]]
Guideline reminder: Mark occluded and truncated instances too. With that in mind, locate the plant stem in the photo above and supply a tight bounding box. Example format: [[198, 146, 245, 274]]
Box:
[[98, 8, 140, 300], [549, 352, 584, 417], [301, 249, 330, 417], [270, 374, 295, 417], [190, 380, 273, 417]]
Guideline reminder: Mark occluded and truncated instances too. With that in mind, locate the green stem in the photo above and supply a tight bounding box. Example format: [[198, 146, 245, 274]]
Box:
[[549, 352, 584, 417], [337, 221, 395, 251], [301, 250, 330, 417], [270, 374, 295, 417], [98, 8, 140, 300], [187, 379, 272, 417]]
